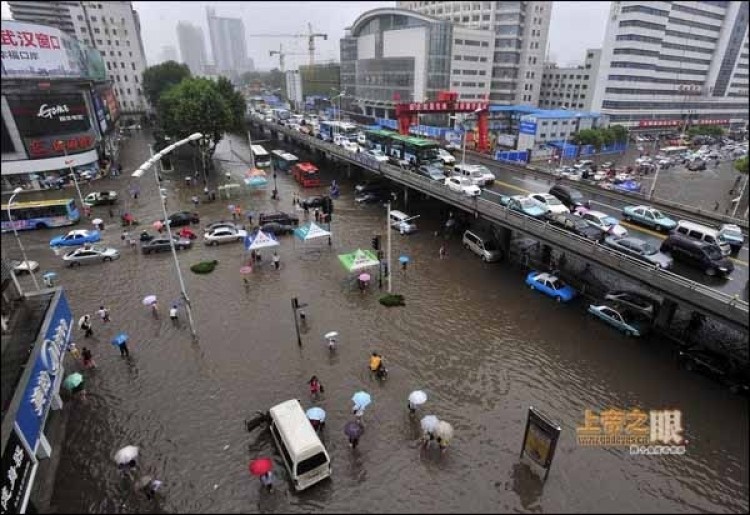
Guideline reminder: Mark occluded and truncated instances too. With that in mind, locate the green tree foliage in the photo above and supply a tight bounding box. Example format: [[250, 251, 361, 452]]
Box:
[[574, 128, 604, 150], [687, 125, 724, 138], [157, 78, 231, 155], [215, 76, 246, 133], [600, 127, 615, 147], [608, 125, 628, 143], [735, 156, 748, 175], [142, 61, 191, 107]]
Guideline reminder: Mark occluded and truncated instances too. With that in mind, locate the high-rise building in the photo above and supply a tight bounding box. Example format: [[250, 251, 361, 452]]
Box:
[[539, 49, 602, 111], [398, 1, 551, 105], [176, 21, 208, 76], [206, 7, 250, 79], [7, 1, 150, 116], [591, 1, 749, 133], [160, 45, 178, 64]]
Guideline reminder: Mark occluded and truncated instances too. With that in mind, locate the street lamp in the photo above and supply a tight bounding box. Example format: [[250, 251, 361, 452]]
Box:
[[55, 140, 87, 212], [132, 132, 203, 340], [8, 187, 40, 291], [331, 88, 346, 140], [450, 108, 484, 169]]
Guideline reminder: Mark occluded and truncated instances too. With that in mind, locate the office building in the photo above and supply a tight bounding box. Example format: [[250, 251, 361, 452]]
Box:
[[340, 8, 493, 120], [7, 1, 150, 116], [160, 45, 178, 64], [176, 21, 208, 76], [539, 49, 601, 111], [398, 1, 552, 105], [206, 7, 250, 79], [591, 1, 749, 133]]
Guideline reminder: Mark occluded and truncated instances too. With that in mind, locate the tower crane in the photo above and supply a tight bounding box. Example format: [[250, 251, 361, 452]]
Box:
[[246, 24, 328, 67], [269, 44, 308, 73]]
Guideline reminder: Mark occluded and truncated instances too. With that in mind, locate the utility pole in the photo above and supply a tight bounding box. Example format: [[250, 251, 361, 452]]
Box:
[[387, 201, 393, 293]]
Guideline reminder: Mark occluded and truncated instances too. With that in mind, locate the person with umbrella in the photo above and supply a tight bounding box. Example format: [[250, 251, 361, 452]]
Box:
[[420, 415, 440, 449], [82, 346, 96, 369], [309, 376, 323, 401], [408, 390, 427, 415], [249, 458, 275, 492], [64, 373, 86, 400], [114, 445, 139, 478], [344, 420, 364, 449], [137, 475, 163, 500], [351, 391, 372, 426], [306, 407, 326, 433], [79, 315, 94, 338], [435, 421, 454, 454], [112, 333, 130, 357]]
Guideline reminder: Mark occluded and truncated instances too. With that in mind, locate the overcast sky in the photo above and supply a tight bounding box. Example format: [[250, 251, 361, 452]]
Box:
[[1, 1, 611, 69]]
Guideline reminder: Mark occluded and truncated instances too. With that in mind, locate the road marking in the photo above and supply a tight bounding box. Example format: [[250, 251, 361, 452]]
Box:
[[493, 180, 529, 194]]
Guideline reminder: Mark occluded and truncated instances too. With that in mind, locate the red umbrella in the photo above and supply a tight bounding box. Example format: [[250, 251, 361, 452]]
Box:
[[248, 458, 273, 476]]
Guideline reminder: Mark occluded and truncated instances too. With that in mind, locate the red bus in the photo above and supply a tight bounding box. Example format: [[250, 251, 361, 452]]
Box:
[[292, 162, 321, 188]]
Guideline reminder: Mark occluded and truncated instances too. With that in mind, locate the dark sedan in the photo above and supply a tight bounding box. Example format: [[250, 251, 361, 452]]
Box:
[[260, 222, 294, 235], [355, 189, 395, 204], [142, 235, 192, 254], [300, 195, 329, 209], [546, 211, 604, 241], [164, 211, 200, 227]]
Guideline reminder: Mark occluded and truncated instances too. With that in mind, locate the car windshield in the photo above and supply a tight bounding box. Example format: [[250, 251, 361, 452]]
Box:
[[570, 191, 584, 201], [604, 217, 619, 227], [546, 196, 563, 205], [722, 227, 742, 238], [520, 199, 536, 209], [574, 220, 590, 231], [370, 149, 384, 156], [549, 279, 563, 290], [651, 210, 665, 219]]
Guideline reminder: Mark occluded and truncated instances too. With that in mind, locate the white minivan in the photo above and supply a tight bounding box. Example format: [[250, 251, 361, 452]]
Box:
[[269, 399, 331, 491], [389, 210, 418, 234], [674, 220, 731, 256]]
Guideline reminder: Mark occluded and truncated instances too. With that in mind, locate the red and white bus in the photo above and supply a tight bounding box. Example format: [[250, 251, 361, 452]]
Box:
[[292, 162, 321, 188]]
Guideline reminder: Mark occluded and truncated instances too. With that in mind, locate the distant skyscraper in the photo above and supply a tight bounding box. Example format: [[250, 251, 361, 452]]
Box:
[[160, 45, 178, 64], [206, 6, 250, 78], [177, 21, 208, 75]]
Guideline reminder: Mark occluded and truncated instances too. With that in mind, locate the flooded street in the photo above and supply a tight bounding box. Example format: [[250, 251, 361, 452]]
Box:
[[5, 130, 747, 513]]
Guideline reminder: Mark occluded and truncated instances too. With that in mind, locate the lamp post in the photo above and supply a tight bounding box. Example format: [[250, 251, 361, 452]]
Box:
[[55, 140, 87, 211], [8, 187, 40, 291], [450, 108, 483, 169], [331, 88, 346, 141], [132, 132, 203, 340]]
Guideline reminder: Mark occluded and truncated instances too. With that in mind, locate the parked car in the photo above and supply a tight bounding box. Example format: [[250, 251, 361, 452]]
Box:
[[603, 236, 674, 269], [546, 211, 604, 241], [365, 149, 389, 163], [611, 179, 642, 193], [355, 189, 396, 204], [417, 164, 447, 181], [62, 245, 120, 266], [687, 159, 706, 171], [50, 229, 101, 247], [505, 195, 548, 219], [259, 222, 294, 235], [164, 211, 200, 227], [677, 346, 750, 395], [453, 163, 495, 185], [718, 224, 745, 254], [203, 226, 248, 245], [587, 304, 650, 337], [436, 148, 456, 166], [574, 208, 628, 238], [258, 211, 299, 226], [445, 176, 481, 197], [549, 184, 590, 210], [205, 220, 244, 232], [355, 179, 390, 194], [300, 195, 329, 209], [530, 193, 569, 215], [462, 229, 503, 262], [660, 234, 734, 277], [83, 190, 118, 206], [10, 259, 39, 274], [142, 235, 192, 254], [621, 205, 677, 231], [524, 271, 577, 302], [604, 290, 660, 319], [389, 210, 418, 235]]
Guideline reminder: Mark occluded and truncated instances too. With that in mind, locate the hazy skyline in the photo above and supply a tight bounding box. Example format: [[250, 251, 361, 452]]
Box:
[[1, 1, 611, 70]]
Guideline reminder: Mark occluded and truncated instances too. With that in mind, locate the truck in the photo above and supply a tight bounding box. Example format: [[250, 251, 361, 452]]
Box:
[[83, 191, 118, 206]]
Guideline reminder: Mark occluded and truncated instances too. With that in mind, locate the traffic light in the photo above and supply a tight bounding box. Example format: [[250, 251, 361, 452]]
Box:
[[371, 235, 381, 251]]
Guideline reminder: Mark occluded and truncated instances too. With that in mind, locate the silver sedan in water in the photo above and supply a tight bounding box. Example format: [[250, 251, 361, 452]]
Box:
[[62, 245, 120, 267], [603, 236, 674, 269]]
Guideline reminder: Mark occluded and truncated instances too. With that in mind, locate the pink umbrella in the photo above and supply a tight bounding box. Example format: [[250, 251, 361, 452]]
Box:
[[240, 266, 253, 275], [152, 220, 163, 230], [358, 273, 371, 281]]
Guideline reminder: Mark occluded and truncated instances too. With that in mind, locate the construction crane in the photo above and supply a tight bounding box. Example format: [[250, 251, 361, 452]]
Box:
[[246, 24, 328, 67], [269, 44, 308, 73]]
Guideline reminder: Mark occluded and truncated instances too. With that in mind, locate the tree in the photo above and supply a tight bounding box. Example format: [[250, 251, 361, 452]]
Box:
[[687, 125, 724, 138], [158, 78, 232, 156], [574, 128, 603, 149], [735, 156, 748, 175], [215, 76, 246, 133], [142, 61, 191, 107], [608, 125, 628, 143], [600, 127, 615, 147]]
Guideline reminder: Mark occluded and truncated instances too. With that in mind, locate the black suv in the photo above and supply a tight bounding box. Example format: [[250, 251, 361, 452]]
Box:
[[258, 211, 299, 226], [546, 211, 604, 241], [549, 184, 590, 210], [660, 234, 734, 277]]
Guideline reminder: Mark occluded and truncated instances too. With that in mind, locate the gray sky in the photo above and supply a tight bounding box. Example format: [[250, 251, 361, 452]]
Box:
[[1, 1, 611, 69]]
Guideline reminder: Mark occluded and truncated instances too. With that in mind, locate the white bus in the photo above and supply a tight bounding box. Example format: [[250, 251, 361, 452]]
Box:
[[658, 145, 689, 157], [251, 144, 271, 169], [271, 150, 299, 173]]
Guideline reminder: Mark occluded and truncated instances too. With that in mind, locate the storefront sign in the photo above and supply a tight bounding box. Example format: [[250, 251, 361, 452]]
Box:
[[520, 406, 561, 480], [101, 87, 120, 124], [14, 292, 72, 452], [403, 101, 487, 113], [7, 94, 91, 139], [91, 88, 108, 135], [519, 118, 538, 135], [0, 428, 36, 514], [1, 20, 105, 81], [23, 131, 97, 159]]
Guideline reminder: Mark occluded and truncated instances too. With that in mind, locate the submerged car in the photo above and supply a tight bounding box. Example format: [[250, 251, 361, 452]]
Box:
[[587, 304, 650, 337], [677, 346, 750, 395], [142, 235, 192, 254], [50, 229, 101, 247], [10, 259, 39, 274], [603, 236, 674, 269], [525, 271, 577, 302], [164, 211, 200, 227], [259, 222, 294, 235], [203, 226, 247, 245], [63, 245, 120, 266], [603, 290, 660, 319], [621, 206, 677, 232]]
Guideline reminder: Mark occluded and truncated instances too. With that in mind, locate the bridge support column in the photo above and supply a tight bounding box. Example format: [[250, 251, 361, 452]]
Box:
[[654, 299, 678, 330], [403, 187, 409, 208], [347, 162, 352, 179], [494, 226, 512, 254], [541, 244, 552, 269]]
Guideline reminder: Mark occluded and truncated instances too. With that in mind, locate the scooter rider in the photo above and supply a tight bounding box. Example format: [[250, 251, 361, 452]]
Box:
[[369, 352, 387, 380]]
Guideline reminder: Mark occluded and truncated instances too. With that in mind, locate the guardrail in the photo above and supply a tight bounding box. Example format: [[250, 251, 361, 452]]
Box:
[[250, 118, 749, 331], [464, 150, 749, 231]]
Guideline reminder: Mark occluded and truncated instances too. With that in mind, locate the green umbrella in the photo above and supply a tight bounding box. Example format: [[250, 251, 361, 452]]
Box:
[[63, 373, 84, 391], [337, 249, 380, 273]]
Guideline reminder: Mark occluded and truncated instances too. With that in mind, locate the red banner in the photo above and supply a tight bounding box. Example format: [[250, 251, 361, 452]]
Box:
[[24, 131, 97, 158]]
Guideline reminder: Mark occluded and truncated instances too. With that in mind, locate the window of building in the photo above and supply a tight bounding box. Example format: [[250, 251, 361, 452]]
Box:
[[462, 16, 470, 22], [94, 27, 100, 34], [134, 76, 139, 83], [106, 62, 111, 70], [131, 62, 136, 70], [126, 41, 130, 47], [91, 15, 97, 21], [96, 39, 103, 45], [482, 14, 490, 21], [77, 14, 84, 20], [104, 28, 109, 35], [479, 57, 487, 62], [472, 14, 480, 21], [107, 40, 111, 46], [455, 39, 464, 45], [120, 61, 125, 68], [84, 39, 90, 45], [116, 75, 121, 81], [116, 40, 120, 46], [127, 88, 131, 95], [454, 55, 462, 61]]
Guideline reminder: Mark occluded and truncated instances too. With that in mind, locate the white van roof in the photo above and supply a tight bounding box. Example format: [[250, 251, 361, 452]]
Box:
[[676, 220, 718, 234], [269, 400, 324, 458]]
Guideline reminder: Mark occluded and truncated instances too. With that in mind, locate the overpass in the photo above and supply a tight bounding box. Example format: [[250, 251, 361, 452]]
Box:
[[247, 117, 749, 333]]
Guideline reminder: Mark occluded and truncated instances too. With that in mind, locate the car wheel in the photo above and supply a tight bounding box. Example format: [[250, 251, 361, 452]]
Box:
[[35, 222, 47, 230], [529, 284, 535, 290], [705, 267, 717, 277], [212, 240, 218, 246], [178, 245, 185, 250], [73, 261, 82, 267], [623, 215, 630, 222], [463, 243, 469, 249], [103, 256, 112, 262]]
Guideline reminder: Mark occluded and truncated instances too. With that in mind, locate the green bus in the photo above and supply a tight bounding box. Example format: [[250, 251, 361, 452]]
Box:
[[364, 130, 441, 167]]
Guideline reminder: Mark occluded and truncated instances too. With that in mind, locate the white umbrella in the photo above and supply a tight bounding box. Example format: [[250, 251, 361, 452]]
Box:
[[114, 445, 139, 465], [435, 420, 454, 443], [421, 415, 440, 433], [92, 218, 103, 225], [142, 295, 157, 306], [324, 331, 338, 340], [408, 390, 428, 406], [78, 315, 89, 329]]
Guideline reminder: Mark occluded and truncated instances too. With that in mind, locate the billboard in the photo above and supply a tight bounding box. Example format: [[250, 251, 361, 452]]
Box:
[[1, 20, 105, 81], [7, 93, 91, 138], [91, 88, 108, 134], [101, 86, 120, 123], [519, 117, 538, 135]]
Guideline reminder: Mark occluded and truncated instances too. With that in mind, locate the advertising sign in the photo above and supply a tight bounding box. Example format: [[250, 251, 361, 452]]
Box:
[[1, 20, 105, 80], [7, 93, 91, 138], [23, 131, 97, 159], [498, 134, 516, 147], [14, 292, 72, 452], [0, 427, 36, 514], [101, 87, 120, 124], [519, 117, 538, 135], [91, 88, 108, 134], [520, 406, 561, 480]]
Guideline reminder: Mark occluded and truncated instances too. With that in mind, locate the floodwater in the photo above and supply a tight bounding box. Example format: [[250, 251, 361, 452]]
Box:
[[5, 130, 747, 513]]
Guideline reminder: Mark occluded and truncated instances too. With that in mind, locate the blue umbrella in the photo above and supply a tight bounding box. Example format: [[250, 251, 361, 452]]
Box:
[[111, 333, 128, 346], [306, 407, 326, 422], [351, 391, 371, 410], [42, 271, 57, 280], [344, 421, 364, 439], [399, 255, 410, 264]]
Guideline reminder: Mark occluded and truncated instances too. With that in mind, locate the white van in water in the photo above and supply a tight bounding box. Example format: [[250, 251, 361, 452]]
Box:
[[269, 399, 331, 491]]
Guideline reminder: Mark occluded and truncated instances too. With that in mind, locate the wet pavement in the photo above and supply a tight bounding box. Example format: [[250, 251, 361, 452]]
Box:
[[3, 130, 748, 513]]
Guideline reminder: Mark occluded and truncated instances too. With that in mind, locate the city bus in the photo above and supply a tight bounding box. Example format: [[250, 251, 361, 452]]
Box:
[[271, 150, 299, 173], [364, 129, 398, 153], [251, 144, 272, 169], [386, 134, 442, 168], [1, 198, 80, 232], [658, 145, 690, 157], [292, 162, 321, 188], [318, 121, 359, 143]]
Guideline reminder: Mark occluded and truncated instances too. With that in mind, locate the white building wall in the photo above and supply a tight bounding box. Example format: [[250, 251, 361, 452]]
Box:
[[357, 33, 377, 60], [451, 25, 493, 101], [382, 27, 428, 102]]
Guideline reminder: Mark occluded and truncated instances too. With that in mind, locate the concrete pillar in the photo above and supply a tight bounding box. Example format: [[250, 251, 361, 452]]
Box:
[[403, 187, 409, 208], [654, 299, 678, 330], [347, 162, 352, 179], [495, 226, 512, 254], [541, 244, 552, 268]]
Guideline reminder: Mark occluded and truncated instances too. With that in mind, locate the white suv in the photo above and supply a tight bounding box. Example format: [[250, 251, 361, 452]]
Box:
[[445, 176, 481, 197], [436, 148, 456, 166]]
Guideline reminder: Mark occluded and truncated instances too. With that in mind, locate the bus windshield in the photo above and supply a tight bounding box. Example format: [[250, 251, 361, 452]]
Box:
[[1, 198, 80, 232]]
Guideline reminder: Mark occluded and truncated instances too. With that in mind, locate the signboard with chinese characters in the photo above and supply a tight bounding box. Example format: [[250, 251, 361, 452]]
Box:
[[14, 292, 72, 453], [0, 427, 36, 514], [520, 406, 561, 480], [23, 131, 97, 159], [100, 86, 120, 124], [91, 88, 108, 135], [1, 21, 105, 81], [519, 117, 538, 135], [7, 93, 91, 139]]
